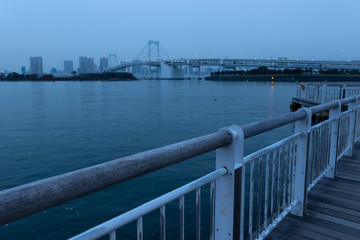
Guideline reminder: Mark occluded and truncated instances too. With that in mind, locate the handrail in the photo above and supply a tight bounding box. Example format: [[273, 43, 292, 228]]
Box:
[[69, 168, 227, 240], [310, 101, 338, 114], [0, 97, 357, 226], [0, 131, 231, 225]]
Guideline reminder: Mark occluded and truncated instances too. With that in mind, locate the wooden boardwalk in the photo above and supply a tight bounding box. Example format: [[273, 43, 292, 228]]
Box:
[[266, 143, 360, 240]]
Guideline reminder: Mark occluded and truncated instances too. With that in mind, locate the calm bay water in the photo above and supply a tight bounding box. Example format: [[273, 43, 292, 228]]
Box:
[[0, 80, 295, 239]]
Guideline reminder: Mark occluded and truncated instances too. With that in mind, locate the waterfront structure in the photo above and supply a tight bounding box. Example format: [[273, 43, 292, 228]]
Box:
[[291, 82, 360, 110], [64, 60, 73, 74], [99, 57, 108, 72], [21, 66, 25, 75], [29, 57, 43, 75]]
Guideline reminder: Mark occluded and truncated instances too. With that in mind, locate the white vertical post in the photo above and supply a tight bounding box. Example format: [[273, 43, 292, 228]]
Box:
[[325, 100, 341, 178], [321, 84, 326, 103], [215, 125, 244, 240], [345, 98, 358, 156], [301, 85, 305, 99], [340, 84, 346, 99], [291, 108, 311, 217]]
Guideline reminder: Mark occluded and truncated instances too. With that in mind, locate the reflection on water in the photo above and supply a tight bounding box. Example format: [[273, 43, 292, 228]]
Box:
[[269, 85, 274, 117]]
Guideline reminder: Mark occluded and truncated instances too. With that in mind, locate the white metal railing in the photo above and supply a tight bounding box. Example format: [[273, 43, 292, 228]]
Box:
[[241, 133, 300, 240], [296, 83, 360, 103], [307, 118, 332, 191], [69, 168, 227, 240], [1, 96, 360, 240], [354, 106, 360, 142], [69, 96, 359, 240]]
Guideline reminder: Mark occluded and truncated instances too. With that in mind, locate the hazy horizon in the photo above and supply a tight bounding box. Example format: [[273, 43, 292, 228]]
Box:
[[1, 0, 360, 72]]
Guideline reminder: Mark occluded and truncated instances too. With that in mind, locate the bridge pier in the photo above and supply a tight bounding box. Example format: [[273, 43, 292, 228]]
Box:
[[148, 65, 161, 79], [189, 66, 201, 78], [170, 66, 184, 79]]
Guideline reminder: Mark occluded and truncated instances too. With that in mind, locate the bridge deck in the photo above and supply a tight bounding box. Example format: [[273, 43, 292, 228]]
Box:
[[266, 143, 360, 240]]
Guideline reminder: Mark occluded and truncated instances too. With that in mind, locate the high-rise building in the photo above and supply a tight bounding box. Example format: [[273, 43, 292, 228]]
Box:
[[21, 66, 26, 75], [64, 61, 73, 74], [99, 57, 109, 72], [79, 57, 98, 73], [30, 57, 43, 75], [109, 54, 118, 68], [87, 57, 96, 72], [79, 57, 88, 74]]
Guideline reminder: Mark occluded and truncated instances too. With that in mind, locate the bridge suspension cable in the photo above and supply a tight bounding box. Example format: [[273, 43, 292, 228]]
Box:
[[133, 40, 170, 61]]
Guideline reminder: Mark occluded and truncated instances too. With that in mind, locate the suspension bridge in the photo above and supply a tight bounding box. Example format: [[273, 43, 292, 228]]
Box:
[[108, 40, 360, 79]]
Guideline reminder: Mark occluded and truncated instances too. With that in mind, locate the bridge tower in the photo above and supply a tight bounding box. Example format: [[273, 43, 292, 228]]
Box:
[[146, 40, 161, 78], [147, 40, 160, 61]]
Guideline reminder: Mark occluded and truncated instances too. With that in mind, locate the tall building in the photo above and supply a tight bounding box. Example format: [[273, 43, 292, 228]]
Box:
[[79, 57, 98, 73], [79, 57, 88, 74], [30, 57, 43, 75], [87, 57, 96, 72], [99, 57, 108, 72], [21, 66, 26, 75], [109, 54, 118, 68], [64, 60, 73, 74]]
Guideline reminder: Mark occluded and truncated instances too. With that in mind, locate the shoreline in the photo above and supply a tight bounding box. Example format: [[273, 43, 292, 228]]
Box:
[[205, 74, 360, 82], [0, 78, 138, 82]]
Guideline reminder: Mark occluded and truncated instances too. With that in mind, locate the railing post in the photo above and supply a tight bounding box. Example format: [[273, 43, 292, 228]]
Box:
[[321, 84, 326, 103], [291, 108, 311, 217], [300, 85, 305, 99], [325, 100, 341, 178], [215, 125, 244, 240], [345, 98, 358, 156], [340, 84, 345, 99]]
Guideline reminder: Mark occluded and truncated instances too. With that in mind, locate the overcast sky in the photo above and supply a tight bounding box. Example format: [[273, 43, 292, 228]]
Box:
[[1, 0, 359, 72]]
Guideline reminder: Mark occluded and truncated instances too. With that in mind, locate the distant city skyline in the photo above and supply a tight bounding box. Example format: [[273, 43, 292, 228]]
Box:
[[1, 0, 360, 72]]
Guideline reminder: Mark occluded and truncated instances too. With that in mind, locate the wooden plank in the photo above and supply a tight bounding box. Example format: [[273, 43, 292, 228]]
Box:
[[337, 157, 360, 163], [336, 172, 360, 182], [268, 230, 311, 240], [308, 191, 360, 212], [307, 204, 360, 224], [307, 199, 360, 218], [297, 214, 360, 238], [306, 210, 360, 230], [265, 234, 285, 240], [339, 156, 360, 162], [316, 178, 360, 194], [315, 182, 360, 197], [337, 164, 360, 172], [328, 176, 360, 185], [311, 185, 360, 201], [337, 171, 360, 179], [284, 215, 360, 240], [270, 221, 337, 240]]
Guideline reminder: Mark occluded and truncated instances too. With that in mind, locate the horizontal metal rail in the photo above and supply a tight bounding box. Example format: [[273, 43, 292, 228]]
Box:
[[311, 101, 338, 114], [0, 131, 232, 225], [69, 168, 227, 240], [241, 132, 302, 166], [0, 96, 357, 226], [241, 110, 306, 138]]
